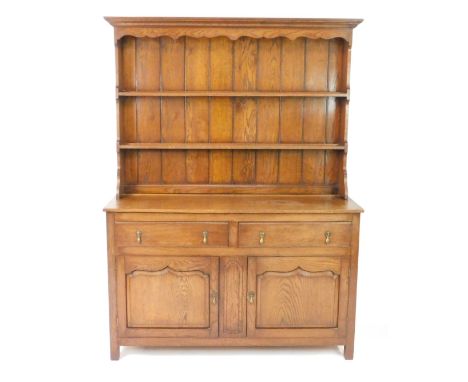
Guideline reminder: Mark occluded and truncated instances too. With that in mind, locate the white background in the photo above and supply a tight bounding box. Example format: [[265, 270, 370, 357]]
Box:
[[0, 0, 467, 380]]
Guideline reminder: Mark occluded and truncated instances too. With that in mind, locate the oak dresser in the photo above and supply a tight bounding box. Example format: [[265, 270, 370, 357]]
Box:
[[104, 17, 363, 360]]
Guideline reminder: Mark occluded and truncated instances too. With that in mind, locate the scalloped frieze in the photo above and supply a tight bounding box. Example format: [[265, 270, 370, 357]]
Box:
[[114, 27, 353, 44]]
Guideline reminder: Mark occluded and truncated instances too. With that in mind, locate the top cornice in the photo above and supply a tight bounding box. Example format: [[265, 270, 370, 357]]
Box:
[[105, 17, 363, 28]]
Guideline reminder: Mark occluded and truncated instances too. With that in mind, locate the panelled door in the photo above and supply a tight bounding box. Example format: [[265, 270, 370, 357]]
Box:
[[117, 256, 219, 337], [247, 256, 349, 338]]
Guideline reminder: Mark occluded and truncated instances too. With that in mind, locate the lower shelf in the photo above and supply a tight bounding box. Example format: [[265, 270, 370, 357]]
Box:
[[119, 143, 346, 150], [122, 184, 338, 195]]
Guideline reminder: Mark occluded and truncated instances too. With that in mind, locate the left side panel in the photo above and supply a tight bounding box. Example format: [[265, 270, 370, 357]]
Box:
[[106, 213, 120, 360]]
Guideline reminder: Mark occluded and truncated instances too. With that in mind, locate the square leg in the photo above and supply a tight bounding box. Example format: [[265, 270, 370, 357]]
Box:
[[344, 342, 354, 360], [110, 341, 120, 360]]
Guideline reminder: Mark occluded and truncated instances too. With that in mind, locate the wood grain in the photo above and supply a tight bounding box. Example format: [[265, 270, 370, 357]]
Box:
[[118, 246, 350, 257], [233, 38, 257, 184], [118, 256, 219, 338], [106, 17, 362, 44], [104, 194, 363, 214], [279, 38, 305, 184], [209, 37, 233, 183], [340, 45, 352, 199], [115, 212, 354, 223], [120, 143, 344, 150], [303, 39, 329, 185], [185, 37, 210, 183], [247, 256, 349, 338], [256, 268, 339, 328], [114, 40, 122, 197], [123, 184, 336, 195], [220, 257, 247, 337], [106, 17, 363, 28], [119, 90, 347, 97], [238, 222, 352, 248], [106, 214, 119, 360], [127, 267, 210, 328], [115, 222, 229, 247], [256, 38, 281, 183], [118, 37, 138, 187], [324, 39, 345, 189], [345, 214, 360, 360], [117, 35, 349, 192], [135, 38, 161, 184], [161, 37, 186, 184], [137, 151, 161, 184], [119, 37, 136, 91]]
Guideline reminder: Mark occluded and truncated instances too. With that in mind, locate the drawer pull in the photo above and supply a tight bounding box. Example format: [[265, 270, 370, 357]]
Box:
[[247, 291, 256, 304], [202, 231, 208, 245], [210, 290, 218, 305], [325, 231, 332, 244], [259, 231, 265, 245], [136, 230, 142, 244]]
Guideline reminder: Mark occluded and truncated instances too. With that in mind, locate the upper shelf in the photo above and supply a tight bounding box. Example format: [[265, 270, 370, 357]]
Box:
[[118, 90, 348, 98], [119, 143, 345, 150]]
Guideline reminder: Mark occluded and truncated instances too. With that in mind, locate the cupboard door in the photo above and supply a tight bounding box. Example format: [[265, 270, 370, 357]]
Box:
[[117, 256, 218, 337], [247, 257, 349, 338]]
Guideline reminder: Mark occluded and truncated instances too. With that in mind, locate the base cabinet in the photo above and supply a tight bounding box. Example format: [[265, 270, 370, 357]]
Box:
[[106, 212, 361, 360]]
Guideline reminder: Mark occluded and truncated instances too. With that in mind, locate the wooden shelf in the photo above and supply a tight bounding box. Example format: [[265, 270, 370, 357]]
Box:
[[119, 143, 345, 150], [118, 90, 348, 98]]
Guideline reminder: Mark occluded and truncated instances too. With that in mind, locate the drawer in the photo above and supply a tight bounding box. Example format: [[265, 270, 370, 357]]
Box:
[[115, 222, 229, 247], [238, 222, 352, 248]]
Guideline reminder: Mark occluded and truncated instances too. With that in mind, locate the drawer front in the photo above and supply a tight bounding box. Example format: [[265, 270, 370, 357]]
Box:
[[115, 222, 229, 247], [239, 222, 351, 248]]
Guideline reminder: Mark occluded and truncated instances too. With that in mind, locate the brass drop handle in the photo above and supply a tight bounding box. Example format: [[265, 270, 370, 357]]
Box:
[[325, 231, 332, 245], [202, 231, 208, 245], [259, 231, 265, 245], [136, 230, 142, 244], [247, 291, 256, 304], [210, 290, 218, 305]]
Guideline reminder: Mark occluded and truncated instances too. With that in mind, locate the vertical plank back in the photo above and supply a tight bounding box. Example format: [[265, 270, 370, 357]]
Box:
[[117, 35, 348, 195], [232, 38, 258, 184], [209, 37, 233, 184], [185, 38, 210, 183], [160, 37, 186, 184], [136, 38, 161, 184], [278, 38, 305, 184], [303, 39, 329, 185], [119, 37, 137, 186], [256, 39, 281, 184]]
